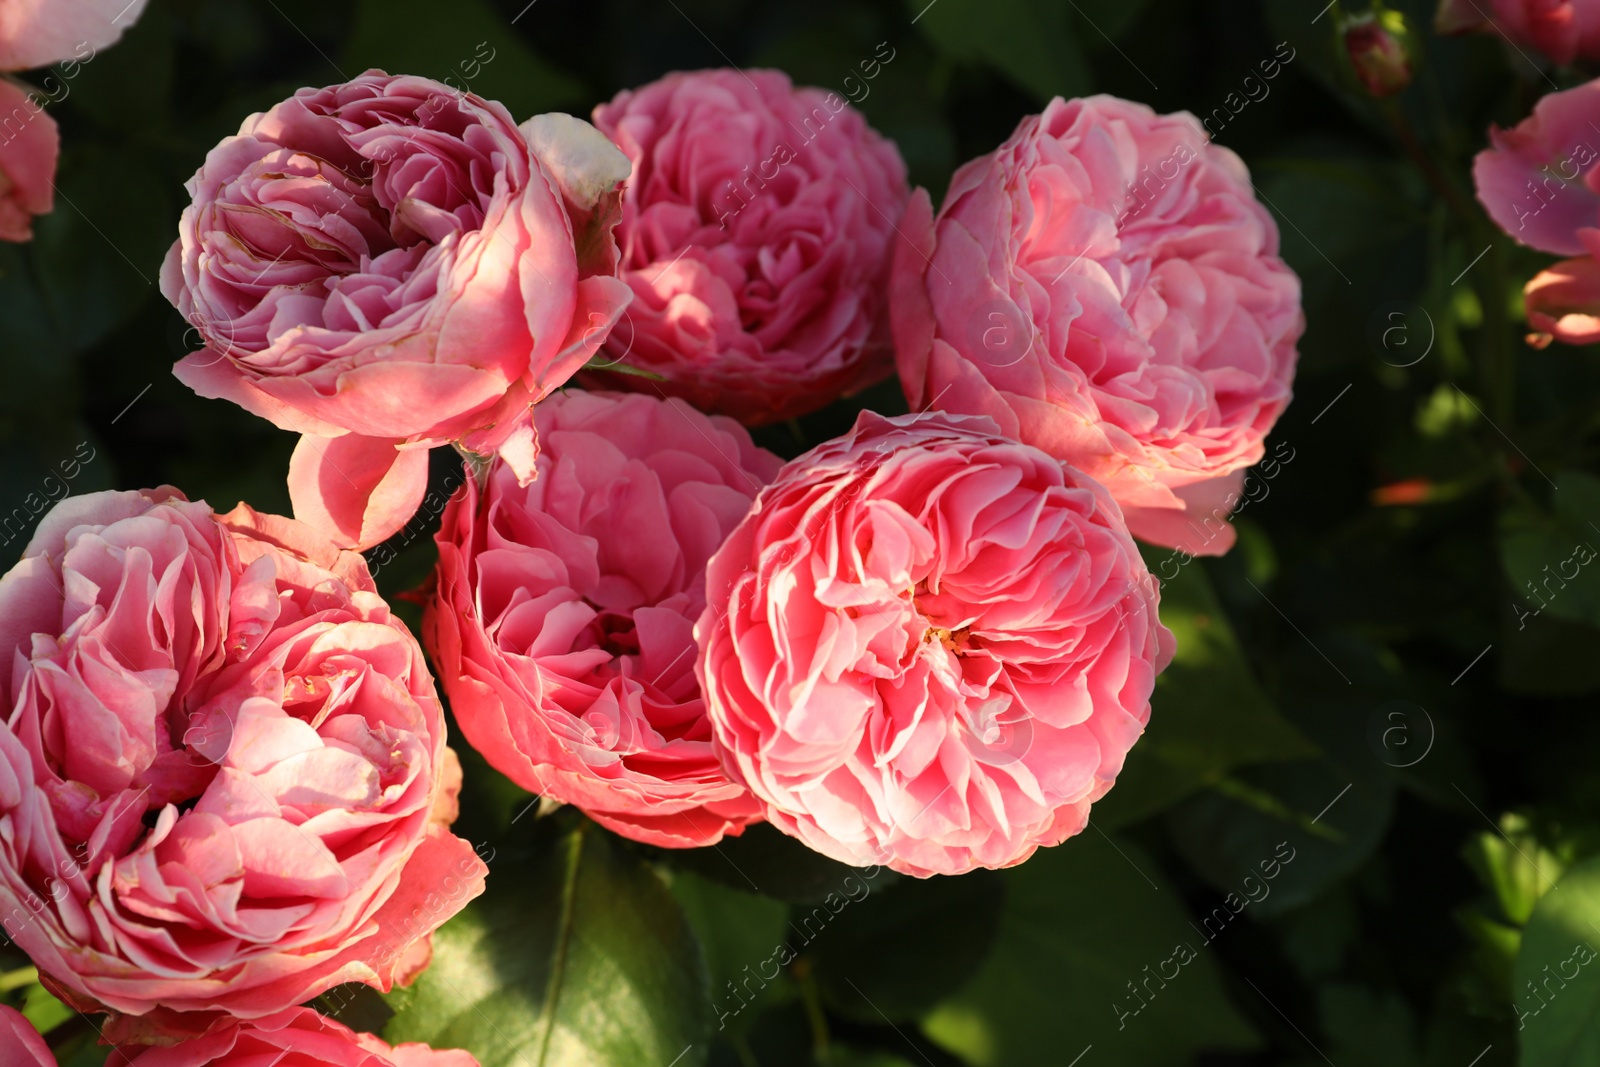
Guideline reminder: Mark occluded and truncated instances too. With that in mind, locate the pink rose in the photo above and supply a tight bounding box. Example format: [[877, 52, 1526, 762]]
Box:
[[1523, 230, 1600, 347], [426, 391, 780, 847], [586, 68, 909, 425], [892, 95, 1302, 557], [109, 1007, 477, 1066], [0, 1006, 52, 1066], [162, 72, 634, 550], [696, 411, 1175, 877], [0, 78, 58, 241], [0, 489, 485, 1040], [0, 0, 148, 72], [1436, 0, 1600, 65], [1474, 79, 1600, 256]]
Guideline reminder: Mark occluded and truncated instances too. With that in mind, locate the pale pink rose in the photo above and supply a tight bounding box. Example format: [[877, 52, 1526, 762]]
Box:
[[1474, 79, 1600, 256], [0, 78, 58, 241], [163, 72, 633, 550], [697, 411, 1174, 877], [586, 68, 910, 425], [109, 1007, 477, 1067], [0, 489, 485, 1041], [0, 1006, 52, 1066], [0, 0, 148, 72], [426, 391, 780, 847], [892, 95, 1302, 557], [1436, 0, 1600, 65]]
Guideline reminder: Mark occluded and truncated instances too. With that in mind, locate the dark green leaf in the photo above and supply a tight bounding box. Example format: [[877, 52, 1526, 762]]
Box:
[[906, 0, 1089, 102], [1512, 854, 1600, 1065], [670, 871, 793, 1035], [1499, 471, 1600, 630], [383, 820, 711, 1067]]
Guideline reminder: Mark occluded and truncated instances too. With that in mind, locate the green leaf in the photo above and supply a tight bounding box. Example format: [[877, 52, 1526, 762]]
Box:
[[344, 0, 585, 119], [1500, 471, 1600, 630], [907, 0, 1089, 102], [383, 819, 711, 1067], [660, 822, 896, 904], [669, 871, 793, 1035], [920, 833, 1257, 1067], [1066, 0, 1155, 41], [1095, 558, 1315, 829], [1513, 854, 1600, 1065], [811, 869, 1003, 1023]]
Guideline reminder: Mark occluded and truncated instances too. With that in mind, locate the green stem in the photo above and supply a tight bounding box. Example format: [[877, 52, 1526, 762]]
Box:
[[0, 966, 37, 994]]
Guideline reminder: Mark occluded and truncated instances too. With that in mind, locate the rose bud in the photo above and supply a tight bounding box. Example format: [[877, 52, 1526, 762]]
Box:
[[0, 0, 148, 71], [109, 1007, 477, 1066], [426, 391, 780, 847], [163, 72, 633, 551], [697, 411, 1174, 877], [1344, 12, 1413, 98], [0, 79, 58, 241], [585, 69, 911, 425], [891, 95, 1302, 558], [0, 489, 485, 1041]]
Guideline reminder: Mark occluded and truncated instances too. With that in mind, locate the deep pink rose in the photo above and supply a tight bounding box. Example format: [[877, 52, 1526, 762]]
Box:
[[696, 411, 1174, 877], [426, 391, 780, 847], [1474, 79, 1600, 256], [586, 68, 909, 425], [0, 0, 148, 72], [892, 94, 1301, 557], [0, 1006, 52, 1066], [0, 489, 485, 1040], [1436, 0, 1600, 65], [107, 1008, 477, 1067], [163, 72, 634, 550], [0, 78, 58, 241]]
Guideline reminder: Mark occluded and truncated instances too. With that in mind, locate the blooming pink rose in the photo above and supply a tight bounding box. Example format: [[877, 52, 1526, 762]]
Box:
[[1474, 79, 1600, 256], [0, 78, 58, 241], [696, 411, 1174, 877], [0, 0, 148, 72], [0, 489, 485, 1040], [163, 72, 633, 550], [892, 95, 1301, 557], [1436, 0, 1600, 65], [586, 68, 909, 425], [109, 1008, 477, 1067], [0, 1006, 52, 1066], [426, 391, 780, 847]]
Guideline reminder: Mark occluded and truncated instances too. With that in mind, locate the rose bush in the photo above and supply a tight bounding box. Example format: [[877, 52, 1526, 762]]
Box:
[[426, 390, 780, 847], [891, 94, 1301, 556], [163, 72, 633, 550], [696, 411, 1174, 877], [586, 68, 909, 425], [0, 78, 57, 242], [0, 488, 484, 1041]]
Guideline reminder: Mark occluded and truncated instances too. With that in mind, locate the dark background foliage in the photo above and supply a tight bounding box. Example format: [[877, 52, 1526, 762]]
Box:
[[2, 0, 1598, 1064]]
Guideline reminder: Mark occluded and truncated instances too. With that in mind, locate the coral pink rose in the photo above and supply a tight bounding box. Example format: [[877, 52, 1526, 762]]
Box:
[[892, 95, 1301, 557], [0, 489, 485, 1041], [696, 411, 1174, 877], [162, 72, 634, 550], [108, 1007, 476, 1066], [0, 1006, 52, 1066], [1474, 79, 1600, 256], [586, 68, 909, 425], [0, 0, 148, 72], [1436, 0, 1600, 65], [426, 391, 780, 847], [1523, 231, 1600, 346], [0, 78, 58, 241]]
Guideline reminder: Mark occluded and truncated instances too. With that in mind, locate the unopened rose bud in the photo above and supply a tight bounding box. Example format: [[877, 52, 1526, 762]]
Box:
[[1344, 12, 1414, 98]]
